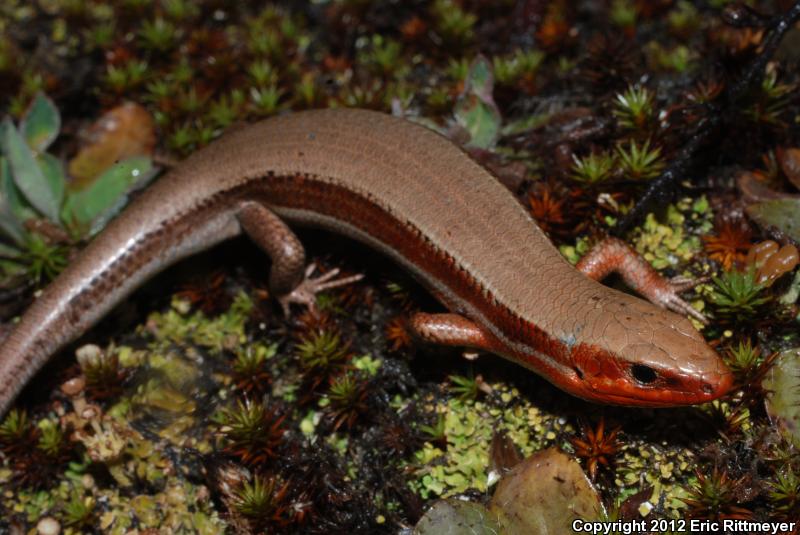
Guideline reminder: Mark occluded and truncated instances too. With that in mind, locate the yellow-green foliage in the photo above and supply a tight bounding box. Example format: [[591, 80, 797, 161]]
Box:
[[613, 441, 696, 518], [410, 383, 570, 499], [559, 236, 592, 266], [633, 196, 711, 270], [4, 439, 224, 534], [2, 290, 260, 532], [145, 292, 253, 351], [559, 197, 711, 270], [608, 403, 745, 519]]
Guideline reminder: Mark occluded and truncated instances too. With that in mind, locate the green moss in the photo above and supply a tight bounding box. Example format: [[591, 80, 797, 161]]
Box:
[[96, 482, 225, 534], [1, 285, 270, 530], [610, 0, 637, 28], [571, 151, 615, 184], [632, 197, 711, 270], [62, 492, 95, 529], [4, 422, 225, 532], [358, 35, 406, 77], [352, 354, 381, 375], [36, 418, 65, 457], [646, 42, 696, 73], [559, 236, 591, 265], [410, 379, 715, 518], [410, 384, 570, 499], [709, 269, 769, 323], [492, 49, 544, 86], [613, 85, 656, 131], [299, 409, 320, 436], [430, 0, 476, 47], [616, 140, 664, 181], [146, 292, 253, 351], [613, 441, 696, 518]]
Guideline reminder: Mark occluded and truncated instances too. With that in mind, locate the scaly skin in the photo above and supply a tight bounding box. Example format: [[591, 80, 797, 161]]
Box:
[[0, 109, 732, 413]]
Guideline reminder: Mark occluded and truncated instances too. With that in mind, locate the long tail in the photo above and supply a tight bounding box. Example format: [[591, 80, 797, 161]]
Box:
[[0, 204, 242, 416]]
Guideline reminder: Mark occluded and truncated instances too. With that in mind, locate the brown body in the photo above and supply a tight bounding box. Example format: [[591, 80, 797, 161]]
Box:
[[0, 109, 731, 413]]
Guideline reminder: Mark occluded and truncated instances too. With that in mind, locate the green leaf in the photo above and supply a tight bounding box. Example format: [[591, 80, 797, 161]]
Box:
[[1, 155, 36, 222], [746, 198, 800, 244], [0, 209, 26, 247], [1, 118, 62, 222], [0, 210, 26, 246], [453, 55, 501, 149], [21, 92, 60, 153], [464, 55, 494, 100], [37, 153, 66, 217], [0, 157, 28, 246], [414, 500, 500, 535], [63, 156, 154, 234], [764, 348, 800, 448], [489, 448, 604, 534]]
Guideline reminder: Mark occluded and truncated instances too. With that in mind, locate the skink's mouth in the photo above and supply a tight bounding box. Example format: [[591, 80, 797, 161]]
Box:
[[562, 340, 735, 407], [580, 370, 734, 407], [585, 391, 708, 408], [563, 346, 736, 407]]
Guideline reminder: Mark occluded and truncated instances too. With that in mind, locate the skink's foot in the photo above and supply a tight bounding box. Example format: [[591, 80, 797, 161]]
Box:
[[668, 274, 709, 292], [577, 237, 708, 324], [278, 263, 363, 316], [654, 277, 709, 325]]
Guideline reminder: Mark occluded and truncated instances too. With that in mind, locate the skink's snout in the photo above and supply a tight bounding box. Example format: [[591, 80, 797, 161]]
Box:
[[656, 340, 736, 405], [655, 344, 735, 406], [699, 366, 734, 401]]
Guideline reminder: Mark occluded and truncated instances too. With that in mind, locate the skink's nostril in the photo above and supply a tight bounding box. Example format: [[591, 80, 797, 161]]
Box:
[[701, 370, 734, 399]]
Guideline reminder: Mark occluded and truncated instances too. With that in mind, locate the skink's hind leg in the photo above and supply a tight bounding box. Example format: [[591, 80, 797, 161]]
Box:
[[237, 202, 362, 315], [576, 237, 708, 323]]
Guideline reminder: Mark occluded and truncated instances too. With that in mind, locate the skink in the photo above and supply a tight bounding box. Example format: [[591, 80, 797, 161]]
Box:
[[0, 108, 732, 413]]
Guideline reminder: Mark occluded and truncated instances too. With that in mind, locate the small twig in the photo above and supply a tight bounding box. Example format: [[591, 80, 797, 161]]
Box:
[[615, 1, 800, 236]]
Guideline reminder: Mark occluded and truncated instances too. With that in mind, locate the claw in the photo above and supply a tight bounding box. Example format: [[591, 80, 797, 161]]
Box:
[[304, 263, 317, 278], [666, 294, 708, 325], [668, 274, 710, 293], [462, 351, 480, 361], [657, 278, 708, 325], [277, 264, 364, 316]]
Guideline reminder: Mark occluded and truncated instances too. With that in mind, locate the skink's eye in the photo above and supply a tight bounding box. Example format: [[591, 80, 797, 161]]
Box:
[[631, 364, 657, 385]]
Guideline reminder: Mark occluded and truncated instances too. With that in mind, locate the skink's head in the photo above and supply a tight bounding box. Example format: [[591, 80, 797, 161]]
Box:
[[527, 296, 733, 407]]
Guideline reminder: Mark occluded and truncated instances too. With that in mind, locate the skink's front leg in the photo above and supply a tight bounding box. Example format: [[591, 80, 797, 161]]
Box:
[[576, 237, 707, 323], [407, 237, 707, 356], [237, 202, 362, 315], [408, 312, 496, 350]]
